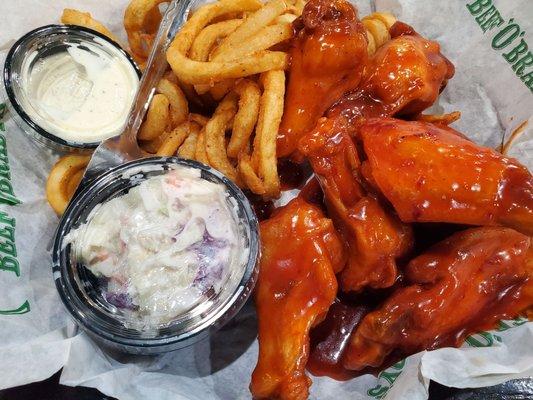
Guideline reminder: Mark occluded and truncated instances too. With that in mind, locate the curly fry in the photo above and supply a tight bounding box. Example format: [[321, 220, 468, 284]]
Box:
[[167, 0, 288, 85], [190, 19, 243, 62], [238, 153, 266, 195], [195, 129, 210, 164], [193, 4, 292, 94], [138, 93, 170, 141], [189, 113, 210, 126], [209, 80, 236, 100], [286, 0, 306, 15], [214, 23, 293, 62], [275, 13, 298, 24], [362, 12, 397, 55], [178, 128, 200, 160], [124, 0, 168, 58], [169, 49, 287, 85], [61, 9, 119, 43], [364, 11, 397, 29], [157, 78, 189, 127], [227, 80, 261, 158], [66, 169, 85, 199], [205, 93, 239, 181], [139, 130, 170, 154], [191, 18, 242, 97], [46, 155, 90, 215], [210, 0, 288, 60], [156, 121, 201, 156], [253, 70, 285, 198]]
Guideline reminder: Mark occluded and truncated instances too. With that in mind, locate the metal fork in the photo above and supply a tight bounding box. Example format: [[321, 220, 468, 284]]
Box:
[[78, 0, 195, 188]]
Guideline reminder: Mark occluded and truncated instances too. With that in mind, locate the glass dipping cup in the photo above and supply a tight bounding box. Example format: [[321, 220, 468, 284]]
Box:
[[52, 157, 260, 354]]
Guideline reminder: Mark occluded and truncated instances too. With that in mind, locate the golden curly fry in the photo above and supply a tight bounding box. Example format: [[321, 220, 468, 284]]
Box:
[[364, 11, 397, 29], [253, 70, 285, 198], [156, 78, 189, 127], [170, 48, 287, 85], [195, 129, 210, 164], [138, 93, 170, 141], [238, 153, 266, 195], [286, 0, 306, 15], [177, 128, 200, 159], [166, 0, 288, 84], [61, 9, 119, 43], [200, 16, 293, 99], [156, 121, 201, 156], [362, 12, 397, 55], [214, 23, 293, 63], [46, 155, 90, 215], [210, 0, 288, 60], [139, 130, 170, 154], [66, 169, 85, 199], [190, 19, 243, 62], [275, 13, 298, 24], [205, 93, 240, 181], [189, 113, 210, 126], [227, 80, 261, 158], [168, 0, 262, 56], [209, 79, 236, 100], [124, 0, 168, 58]]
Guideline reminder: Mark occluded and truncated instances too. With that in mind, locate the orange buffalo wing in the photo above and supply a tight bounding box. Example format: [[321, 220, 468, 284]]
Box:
[[327, 22, 455, 127], [300, 117, 413, 292], [344, 227, 532, 370], [360, 118, 533, 235], [251, 197, 346, 400], [277, 0, 368, 158]]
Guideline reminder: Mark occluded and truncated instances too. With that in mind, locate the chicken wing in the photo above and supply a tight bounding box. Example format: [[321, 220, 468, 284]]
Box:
[[251, 197, 346, 400], [299, 117, 413, 292], [360, 118, 533, 235], [277, 0, 368, 158], [343, 227, 532, 370], [328, 22, 455, 126]]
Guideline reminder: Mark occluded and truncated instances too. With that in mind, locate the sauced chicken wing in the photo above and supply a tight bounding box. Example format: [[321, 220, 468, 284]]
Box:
[[277, 0, 368, 158], [360, 118, 533, 235], [251, 197, 346, 400], [328, 22, 455, 126], [343, 227, 532, 371], [299, 117, 413, 292]]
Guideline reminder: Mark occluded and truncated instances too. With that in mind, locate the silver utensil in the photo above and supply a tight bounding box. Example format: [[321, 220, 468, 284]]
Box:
[[78, 0, 194, 187]]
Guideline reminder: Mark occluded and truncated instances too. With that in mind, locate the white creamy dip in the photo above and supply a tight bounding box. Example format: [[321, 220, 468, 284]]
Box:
[[19, 39, 139, 143], [66, 167, 245, 326]]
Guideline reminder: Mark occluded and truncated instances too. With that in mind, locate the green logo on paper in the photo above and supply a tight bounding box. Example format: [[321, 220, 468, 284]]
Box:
[[466, 0, 533, 92], [466, 317, 529, 347], [0, 103, 30, 316], [367, 359, 406, 399], [0, 104, 21, 206], [0, 300, 30, 315]]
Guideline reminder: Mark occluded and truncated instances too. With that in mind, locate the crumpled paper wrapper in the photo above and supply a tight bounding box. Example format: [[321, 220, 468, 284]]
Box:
[[0, 0, 532, 399]]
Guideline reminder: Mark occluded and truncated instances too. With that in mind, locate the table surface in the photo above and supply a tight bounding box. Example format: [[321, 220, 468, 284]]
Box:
[[1, 373, 532, 400]]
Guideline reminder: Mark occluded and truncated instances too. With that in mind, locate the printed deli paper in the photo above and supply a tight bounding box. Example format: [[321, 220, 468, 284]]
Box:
[[0, 0, 532, 399]]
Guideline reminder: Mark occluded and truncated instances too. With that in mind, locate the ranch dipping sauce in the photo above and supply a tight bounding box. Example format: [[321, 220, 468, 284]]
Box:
[[66, 167, 245, 327], [18, 38, 139, 144]]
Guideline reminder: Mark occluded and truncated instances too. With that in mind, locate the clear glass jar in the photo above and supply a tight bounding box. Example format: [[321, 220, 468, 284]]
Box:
[[3, 25, 141, 153], [52, 157, 259, 354]]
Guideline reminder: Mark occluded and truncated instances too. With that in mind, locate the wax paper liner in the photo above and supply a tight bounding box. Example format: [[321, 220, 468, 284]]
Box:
[[0, 0, 532, 399]]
